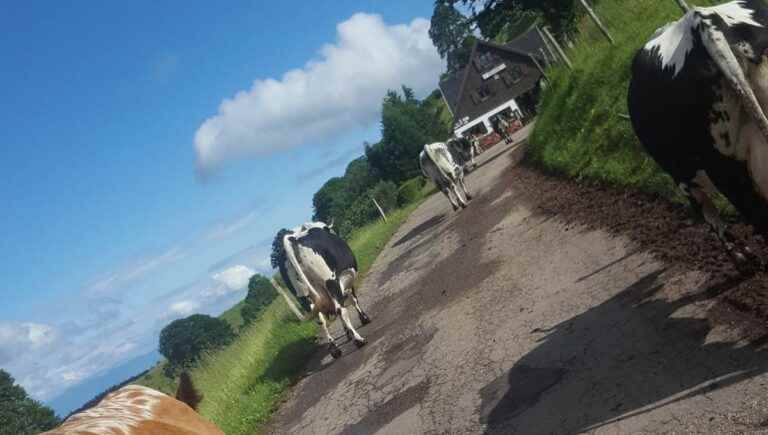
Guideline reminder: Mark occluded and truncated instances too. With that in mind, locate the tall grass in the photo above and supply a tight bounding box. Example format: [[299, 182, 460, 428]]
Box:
[[135, 181, 435, 434], [529, 0, 722, 201]]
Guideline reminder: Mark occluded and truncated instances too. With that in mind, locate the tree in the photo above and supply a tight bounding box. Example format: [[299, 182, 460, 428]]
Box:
[[0, 369, 60, 435], [430, 1, 475, 72], [158, 315, 235, 368], [241, 274, 278, 325], [435, 0, 579, 41]]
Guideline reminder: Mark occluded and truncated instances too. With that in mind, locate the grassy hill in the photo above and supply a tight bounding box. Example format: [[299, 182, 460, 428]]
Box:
[[528, 0, 723, 201]]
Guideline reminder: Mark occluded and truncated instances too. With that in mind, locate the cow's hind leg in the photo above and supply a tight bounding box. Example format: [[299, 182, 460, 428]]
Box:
[[441, 186, 461, 211], [458, 175, 472, 201], [683, 171, 751, 265], [318, 312, 341, 359], [334, 301, 366, 348], [350, 288, 371, 325], [452, 181, 469, 208]]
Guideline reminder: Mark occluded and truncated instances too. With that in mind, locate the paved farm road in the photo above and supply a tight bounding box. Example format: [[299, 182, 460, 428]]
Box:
[[268, 127, 768, 434]]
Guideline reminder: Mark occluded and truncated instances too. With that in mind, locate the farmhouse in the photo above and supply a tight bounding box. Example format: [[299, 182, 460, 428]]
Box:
[[439, 26, 547, 141]]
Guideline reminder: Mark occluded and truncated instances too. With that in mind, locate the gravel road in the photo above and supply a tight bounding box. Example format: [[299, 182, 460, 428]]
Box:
[[268, 126, 768, 434]]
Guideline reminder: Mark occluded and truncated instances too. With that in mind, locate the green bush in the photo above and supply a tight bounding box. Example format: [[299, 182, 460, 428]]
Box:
[[370, 180, 398, 213], [241, 274, 278, 326], [0, 370, 60, 435], [397, 177, 426, 206], [159, 314, 236, 370]]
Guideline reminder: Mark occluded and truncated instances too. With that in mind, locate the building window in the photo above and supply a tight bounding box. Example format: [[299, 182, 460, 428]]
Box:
[[473, 51, 497, 73], [502, 65, 524, 87]]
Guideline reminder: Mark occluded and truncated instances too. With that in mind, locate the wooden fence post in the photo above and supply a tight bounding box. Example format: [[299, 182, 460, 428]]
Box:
[[536, 26, 560, 66], [675, 0, 691, 12], [529, 54, 550, 83], [578, 0, 615, 45], [270, 278, 308, 321], [539, 48, 552, 69], [371, 196, 387, 221], [542, 27, 573, 70]]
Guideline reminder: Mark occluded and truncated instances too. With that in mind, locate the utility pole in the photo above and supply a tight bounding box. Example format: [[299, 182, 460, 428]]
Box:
[[675, 0, 691, 13], [578, 0, 615, 45], [542, 27, 573, 70], [371, 196, 387, 221]]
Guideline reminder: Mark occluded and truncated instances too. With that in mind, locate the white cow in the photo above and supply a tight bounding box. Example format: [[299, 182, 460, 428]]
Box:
[[420, 142, 473, 210]]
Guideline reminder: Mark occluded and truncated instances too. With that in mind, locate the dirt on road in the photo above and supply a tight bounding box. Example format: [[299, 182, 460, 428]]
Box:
[[268, 128, 768, 434]]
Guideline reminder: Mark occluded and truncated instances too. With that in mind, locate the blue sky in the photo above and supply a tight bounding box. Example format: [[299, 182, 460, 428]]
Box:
[[0, 0, 443, 414]]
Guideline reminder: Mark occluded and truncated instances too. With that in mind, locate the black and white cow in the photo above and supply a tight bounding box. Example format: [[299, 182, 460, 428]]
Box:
[[629, 0, 768, 263], [447, 136, 481, 170], [278, 222, 370, 359], [420, 142, 473, 210]]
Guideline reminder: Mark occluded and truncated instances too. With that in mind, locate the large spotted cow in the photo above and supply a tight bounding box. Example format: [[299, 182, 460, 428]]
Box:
[[42, 383, 222, 435], [278, 222, 370, 359], [629, 0, 768, 263], [420, 142, 473, 211]]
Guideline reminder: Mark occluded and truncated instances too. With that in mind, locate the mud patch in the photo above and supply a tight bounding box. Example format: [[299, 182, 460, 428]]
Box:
[[479, 365, 567, 428], [339, 380, 430, 435], [512, 162, 768, 335]]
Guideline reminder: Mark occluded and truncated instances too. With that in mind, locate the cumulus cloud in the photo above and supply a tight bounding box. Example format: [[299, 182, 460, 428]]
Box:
[[213, 264, 255, 291], [194, 13, 444, 174], [169, 300, 201, 316]]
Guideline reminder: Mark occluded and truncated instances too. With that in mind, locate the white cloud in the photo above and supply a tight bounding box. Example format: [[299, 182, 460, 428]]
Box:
[[85, 246, 187, 295], [212, 265, 254, 292], [194, 13, 444, 174], [169, 300, 201, 316], [204, 210, 260, 241], [0, 322, 58, 353]]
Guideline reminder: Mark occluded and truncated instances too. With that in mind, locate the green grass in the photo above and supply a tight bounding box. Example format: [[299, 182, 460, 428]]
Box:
[[134, 180, 436, 434], [528, 0, 723, 203]]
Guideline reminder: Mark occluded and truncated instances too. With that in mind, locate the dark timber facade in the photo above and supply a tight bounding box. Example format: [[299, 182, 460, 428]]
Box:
[[439, 27, 546, 138]]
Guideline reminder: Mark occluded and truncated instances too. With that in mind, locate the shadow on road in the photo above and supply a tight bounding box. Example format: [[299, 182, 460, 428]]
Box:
[[392, 214, 446, 248], [480, 269, 768, 434]]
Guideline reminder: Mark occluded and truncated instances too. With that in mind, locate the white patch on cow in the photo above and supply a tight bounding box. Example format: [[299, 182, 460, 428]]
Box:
[[55, 385, 163, 434], [644, 1, 762, 77]]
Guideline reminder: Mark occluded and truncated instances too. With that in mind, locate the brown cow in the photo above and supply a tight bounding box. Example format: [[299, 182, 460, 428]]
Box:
[[41, 382, 223, 435]]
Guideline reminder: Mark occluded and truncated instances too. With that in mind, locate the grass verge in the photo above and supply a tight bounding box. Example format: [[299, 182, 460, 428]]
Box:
[[135, 180, 435, 434], [528, 0, 722, 203]]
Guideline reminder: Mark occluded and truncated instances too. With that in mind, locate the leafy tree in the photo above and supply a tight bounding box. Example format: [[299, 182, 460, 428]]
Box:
[[0, 369, 60, 435], [434, 0, 578, 41], [241, 274, 278, 325], [158, 314, 235, 368], [366, 86, 452, 184], [430, 1, 475, 72], [271, 228, 291, 270]]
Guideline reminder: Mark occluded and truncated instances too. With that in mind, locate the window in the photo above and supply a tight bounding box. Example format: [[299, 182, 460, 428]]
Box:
[[502, 65, 524, 87], [473, 51, 497, 73], [478, 84, 492, 101]]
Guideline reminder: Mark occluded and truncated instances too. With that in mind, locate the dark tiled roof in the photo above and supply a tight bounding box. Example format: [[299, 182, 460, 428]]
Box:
[[442, 26, 546, 129], [439, 68, 464, 114]]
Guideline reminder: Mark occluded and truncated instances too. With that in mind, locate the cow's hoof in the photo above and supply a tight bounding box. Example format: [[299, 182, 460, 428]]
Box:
[[466, 194, 473, 201], [354, 338, 367, 348], [329, 344, 342, 359], [452, 205, 460, 211], [460, 202, 468, 209], [359, 313, 371, 325]]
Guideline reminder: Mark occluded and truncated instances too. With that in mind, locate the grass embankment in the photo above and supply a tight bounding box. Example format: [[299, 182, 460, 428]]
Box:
[[529, 0, 722, 202], [136, 180, 435, 434]]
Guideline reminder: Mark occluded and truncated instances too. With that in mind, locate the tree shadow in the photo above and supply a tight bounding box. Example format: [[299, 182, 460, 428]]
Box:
[[392, 214, 446, 248], [480, 269, 768, 434]]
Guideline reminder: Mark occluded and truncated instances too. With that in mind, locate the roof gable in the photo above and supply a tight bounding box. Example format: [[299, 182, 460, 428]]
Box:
[[448, 26, 546, 128]]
